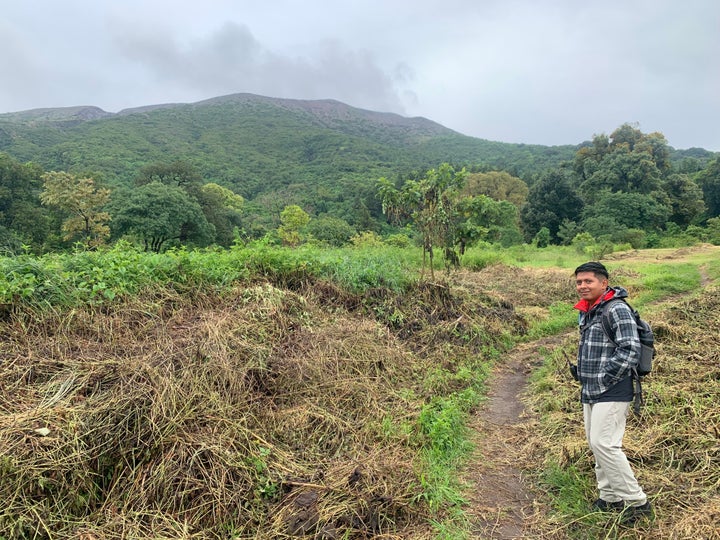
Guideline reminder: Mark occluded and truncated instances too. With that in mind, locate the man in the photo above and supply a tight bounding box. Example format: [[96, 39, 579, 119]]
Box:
[[572, 261, 652, 524]]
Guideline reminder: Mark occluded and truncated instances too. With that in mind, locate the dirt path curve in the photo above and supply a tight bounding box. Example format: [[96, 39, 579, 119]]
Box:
[[461, 333, 571, 539]]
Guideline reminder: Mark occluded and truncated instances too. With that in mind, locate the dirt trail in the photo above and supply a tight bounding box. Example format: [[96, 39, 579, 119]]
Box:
[[462, 333, 570, 539]]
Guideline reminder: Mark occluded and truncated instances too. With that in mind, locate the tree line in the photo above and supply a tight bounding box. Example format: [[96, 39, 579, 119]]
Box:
[[1, 123, 718, 256]]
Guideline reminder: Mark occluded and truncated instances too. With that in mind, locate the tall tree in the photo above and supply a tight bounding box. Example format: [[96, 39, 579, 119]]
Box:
[[40, 171, 111, 248], [574, 134, 611, 183], [135, 161, 204, 191], [198, 182, 244, 246], [461, 171, 528, 207], [575, 125, 671, 205], [696, 158, 720, 219], [278, 205, 310, 247], [578, 147, 663, 203], [305, 216, 356, 246], [455, 195, 521, 250], [0, 153, 50, 252], [661, 173, 705, 226], [582, 191, 671, 233], [521, 170, 583, 243], [109, 182, 214, 252]]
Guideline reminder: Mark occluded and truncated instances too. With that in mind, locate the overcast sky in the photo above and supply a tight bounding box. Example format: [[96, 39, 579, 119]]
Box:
[[2, 0, 718, 150]]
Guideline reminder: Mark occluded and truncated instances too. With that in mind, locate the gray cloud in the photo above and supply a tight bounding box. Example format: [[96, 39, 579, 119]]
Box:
[[112, 22, 404, 113], [0, 0, 718, 150]]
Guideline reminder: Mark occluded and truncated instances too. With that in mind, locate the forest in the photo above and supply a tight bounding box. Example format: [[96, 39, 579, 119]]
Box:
[[1, 95, 718, 257]]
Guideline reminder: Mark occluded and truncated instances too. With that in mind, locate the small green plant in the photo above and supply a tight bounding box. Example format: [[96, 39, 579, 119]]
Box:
[[534, 227, 551, 248]]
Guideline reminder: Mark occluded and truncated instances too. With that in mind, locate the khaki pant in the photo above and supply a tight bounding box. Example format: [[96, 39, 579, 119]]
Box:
[[583, 401, 647, 505]]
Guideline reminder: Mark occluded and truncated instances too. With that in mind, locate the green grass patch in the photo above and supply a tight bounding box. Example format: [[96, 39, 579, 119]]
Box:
[[526, 301, 578, 339], [414, 353, 494, 536], [0, 243, 423, 309]]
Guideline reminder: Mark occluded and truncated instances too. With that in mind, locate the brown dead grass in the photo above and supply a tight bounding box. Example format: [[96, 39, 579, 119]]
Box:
[[0, 285, 423, 538], [0, 276, 521, 539], [2, 250, 717, 539]]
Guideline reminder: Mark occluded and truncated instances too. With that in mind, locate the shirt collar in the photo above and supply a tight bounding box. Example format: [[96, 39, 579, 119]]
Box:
[[574, 288, 615, 312]]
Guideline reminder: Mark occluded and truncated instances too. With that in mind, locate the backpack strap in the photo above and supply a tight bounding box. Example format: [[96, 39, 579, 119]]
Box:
[[632, 369, 643, 414]]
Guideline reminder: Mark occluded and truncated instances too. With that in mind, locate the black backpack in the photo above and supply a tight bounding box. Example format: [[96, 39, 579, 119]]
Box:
[[601, 298, 655, 413]]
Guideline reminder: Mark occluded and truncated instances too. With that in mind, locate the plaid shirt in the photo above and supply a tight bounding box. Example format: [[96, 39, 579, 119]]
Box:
[[576, 287, 640, 403]]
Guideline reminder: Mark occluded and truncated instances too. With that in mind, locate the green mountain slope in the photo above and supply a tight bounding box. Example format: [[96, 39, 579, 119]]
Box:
[[0, 94, 577, 200]]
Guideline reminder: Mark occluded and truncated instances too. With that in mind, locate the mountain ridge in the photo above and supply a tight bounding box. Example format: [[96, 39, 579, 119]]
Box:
[[1, 93, 716, 154], [0, 93, 580, 190], [0, 93, 456, 138]]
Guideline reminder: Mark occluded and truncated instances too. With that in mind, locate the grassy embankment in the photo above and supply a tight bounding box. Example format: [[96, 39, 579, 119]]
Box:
[[0, 242, 527, 539]]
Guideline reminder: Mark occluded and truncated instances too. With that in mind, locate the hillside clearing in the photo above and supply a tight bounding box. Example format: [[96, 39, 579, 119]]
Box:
[[0, 245, 718, 538]]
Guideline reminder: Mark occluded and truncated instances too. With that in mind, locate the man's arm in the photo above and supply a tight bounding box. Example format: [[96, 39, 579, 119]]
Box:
[[604, 302, 640, 382]]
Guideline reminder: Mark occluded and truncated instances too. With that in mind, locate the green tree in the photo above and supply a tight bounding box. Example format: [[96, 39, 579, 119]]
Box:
[[461, 171, 529, 207], [40, 171, 111, 248], [278, 205, 310, 246], [306, 216, 356, 246], [533, 227, 551, 248], [557, 219, 583, 246], [661, 173, 705, 227], [455, 194, 520, 250], [135, 160, 206, 212], [378, 163, 466, 277], [0, 153, 50, 252], [609, 123, 644, 151], [574, 125, 671, 205], [574, 134, 611, 182], [581, 215, 628, 242], [581, 191, 671, 237], [109, 182, 214, 252], [521, 170, 583, 243], [696, 158, 720, 218], [578, 148, 663, 203], [706, 216, 720, 244], [198, 182, 244, 246], [634, 131, 672, 173], [135, 161, 204, 191]]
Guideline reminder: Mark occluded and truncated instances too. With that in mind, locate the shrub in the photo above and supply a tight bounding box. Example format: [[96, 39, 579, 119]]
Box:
[[350, 231, 384, 248], [533, 227, 551, 248]]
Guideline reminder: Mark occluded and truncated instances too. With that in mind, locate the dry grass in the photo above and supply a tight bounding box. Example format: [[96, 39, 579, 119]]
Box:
[[0, 276, 520, 539], [0, 284, 420, 538], [4, 254, 715, 539], [456, 265, 578, 308]]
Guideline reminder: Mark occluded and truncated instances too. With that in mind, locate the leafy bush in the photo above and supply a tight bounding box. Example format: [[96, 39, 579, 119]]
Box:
[[350, 231, 384, 248], [384, 233, 413, 248], [533, 227, 551, 248], [571, 232, 595, 254]]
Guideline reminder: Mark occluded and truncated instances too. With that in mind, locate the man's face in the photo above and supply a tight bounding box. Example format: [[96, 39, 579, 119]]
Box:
[[575, 271, 608, 304]]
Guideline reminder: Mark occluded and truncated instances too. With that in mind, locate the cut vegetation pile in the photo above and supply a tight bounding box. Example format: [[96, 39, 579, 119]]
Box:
[[0, 274, 521, 539]]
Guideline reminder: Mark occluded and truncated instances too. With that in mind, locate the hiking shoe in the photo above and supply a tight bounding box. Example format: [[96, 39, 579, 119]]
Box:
[[621, 501, 653, 525], [592, 498, 625, 512]]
